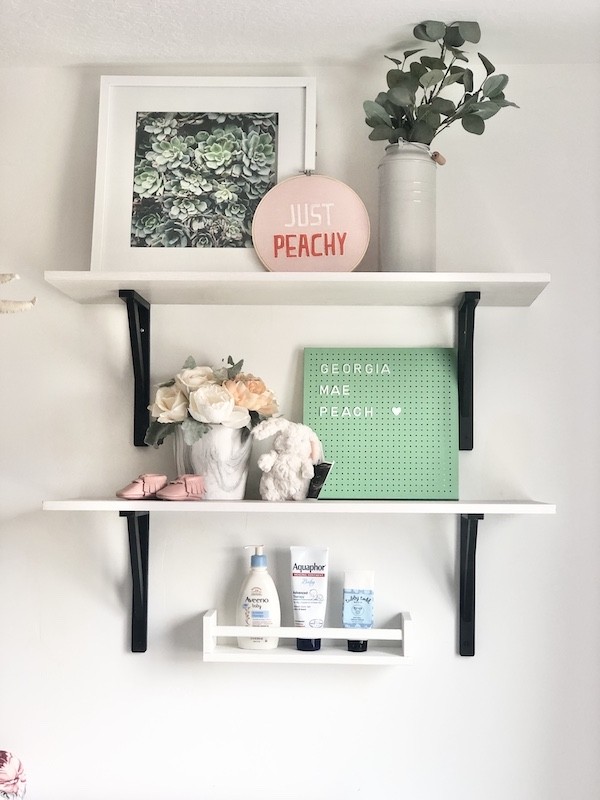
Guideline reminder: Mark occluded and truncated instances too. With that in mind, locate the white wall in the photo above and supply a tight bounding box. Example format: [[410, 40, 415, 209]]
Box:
[[0, 61, 599, 799]]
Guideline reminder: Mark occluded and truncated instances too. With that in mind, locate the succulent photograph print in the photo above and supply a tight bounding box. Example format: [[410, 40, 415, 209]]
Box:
[[131, 111, 278, 249]]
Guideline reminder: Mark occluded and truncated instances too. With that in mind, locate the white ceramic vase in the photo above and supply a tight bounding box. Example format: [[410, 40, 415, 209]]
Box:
[[378, 141, 437, 272], [174, 424, 252, 500]]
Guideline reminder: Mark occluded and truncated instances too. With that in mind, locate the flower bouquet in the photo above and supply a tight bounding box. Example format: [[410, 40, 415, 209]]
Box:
[[145, 356, 278, 499]]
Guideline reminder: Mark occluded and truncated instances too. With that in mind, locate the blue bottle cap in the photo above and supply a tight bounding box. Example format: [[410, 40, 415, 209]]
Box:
[[247, 545, 267, 568]]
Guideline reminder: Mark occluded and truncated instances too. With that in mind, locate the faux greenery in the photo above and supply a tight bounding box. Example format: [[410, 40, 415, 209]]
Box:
[[364, 20, 518, 146]]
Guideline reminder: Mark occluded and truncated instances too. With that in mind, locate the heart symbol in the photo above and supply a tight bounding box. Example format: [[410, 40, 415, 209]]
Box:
[[392, 407, 402, 416]]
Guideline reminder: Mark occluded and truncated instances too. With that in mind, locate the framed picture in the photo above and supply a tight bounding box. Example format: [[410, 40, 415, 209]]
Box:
[[90, 76, 317, 272]]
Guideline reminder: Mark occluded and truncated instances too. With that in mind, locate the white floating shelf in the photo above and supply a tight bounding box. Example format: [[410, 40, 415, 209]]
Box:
[[44, 270, 550, 307], [42, 499, 556, 514], [202, 609, 412, 665]]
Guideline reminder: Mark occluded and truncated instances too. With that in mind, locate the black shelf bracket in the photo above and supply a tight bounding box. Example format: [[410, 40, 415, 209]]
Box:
[[120, 510, 149, 653], [119, 290, 151, 447], [457, 291, 480, 451], [459, 512, 484, 656]]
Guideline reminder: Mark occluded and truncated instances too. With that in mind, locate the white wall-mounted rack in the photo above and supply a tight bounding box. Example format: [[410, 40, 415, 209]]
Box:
[[202, 609, 412, 665]]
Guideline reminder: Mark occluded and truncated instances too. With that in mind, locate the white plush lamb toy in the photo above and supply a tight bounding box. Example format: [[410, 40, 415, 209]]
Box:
[[253, 417, 324, 501]]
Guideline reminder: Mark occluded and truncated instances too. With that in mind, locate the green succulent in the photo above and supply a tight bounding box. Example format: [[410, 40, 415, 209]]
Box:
[[147, 219, 190, 248], [131, 205, 163, 243], [132, 166, 163, 198], [195, 126, 243, 172], [241, 131, 277, 181], [165, 197, 209, 222], [212, 184, 240, 204], [143, 113, 179, 141], [364, 20, 518, 146], [147, 136, 192, 171]]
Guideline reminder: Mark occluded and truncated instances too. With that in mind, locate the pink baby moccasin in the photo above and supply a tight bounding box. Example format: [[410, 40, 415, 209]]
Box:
[[156, 474, 206, 501], [116, 473, 168, 499]]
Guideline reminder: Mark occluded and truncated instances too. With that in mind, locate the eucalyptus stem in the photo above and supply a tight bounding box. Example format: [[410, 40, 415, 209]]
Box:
[[364, 20, 516, 146]]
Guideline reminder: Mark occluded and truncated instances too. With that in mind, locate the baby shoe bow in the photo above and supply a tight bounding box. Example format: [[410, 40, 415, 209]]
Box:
[[156, 474, 206, 501], [116, 473, 168, 499]]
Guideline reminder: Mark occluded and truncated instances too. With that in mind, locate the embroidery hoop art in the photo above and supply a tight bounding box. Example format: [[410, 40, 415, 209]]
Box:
[[251, 174, 370, 272]]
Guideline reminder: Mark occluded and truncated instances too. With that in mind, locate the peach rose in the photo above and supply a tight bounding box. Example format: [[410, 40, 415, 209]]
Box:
[[223, 373, 278, 416]]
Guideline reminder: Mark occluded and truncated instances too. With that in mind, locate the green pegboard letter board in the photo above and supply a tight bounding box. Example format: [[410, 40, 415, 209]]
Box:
[[303, 348, 458, 499]]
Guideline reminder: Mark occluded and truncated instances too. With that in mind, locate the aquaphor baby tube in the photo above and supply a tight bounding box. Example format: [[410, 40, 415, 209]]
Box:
[[290, 546, 329, 651]]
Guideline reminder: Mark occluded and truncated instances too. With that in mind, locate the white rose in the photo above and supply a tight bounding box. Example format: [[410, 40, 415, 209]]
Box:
[[149, 385, 188, 423], [188, 384, 250, 428], [221, 405, 251, 429], [175, 366, 216, 395]]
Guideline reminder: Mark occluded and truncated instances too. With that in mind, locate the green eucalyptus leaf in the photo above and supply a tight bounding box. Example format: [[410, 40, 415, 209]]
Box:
[[410, 61, 428, 81], [442, 68, 465, 87], [482, 74, 509, 98], [424, 20, 447, 40], [386, 69, 400, 88], [369, 125, 395, 141], [144, 420, 179, 448], [457, 21, 481, 43], [388, 85, 414, 107], [416, 108, 441, 129], [449, 47, 468, 62], [430, 97, 456, 116], [460, 68, 474, 92], [384, 55, 403, 66], [495, 98, 519, 108], [158, 378, 176, 388], [470, 101, 501, 119], [452, 95, 477, 119], [419, 69, 445, 89], [182, 356, 196, 369], [443, 25, 465, 47], [421, 56, 446, 70], [375, 91, 389, 106], [461, 114, 486, 134], [478, 52, 495, 75], [363, 100, 392, 127], [414, 20, 446, 42], [403, 48, 424, 58], [387, 69, 418, 90], [409, 119, 437, 145], [227, 357, 244, 379], [413, 23, 431, 41]]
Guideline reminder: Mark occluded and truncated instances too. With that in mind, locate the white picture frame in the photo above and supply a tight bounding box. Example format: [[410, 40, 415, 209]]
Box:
[[90, 76, 317, 273]]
